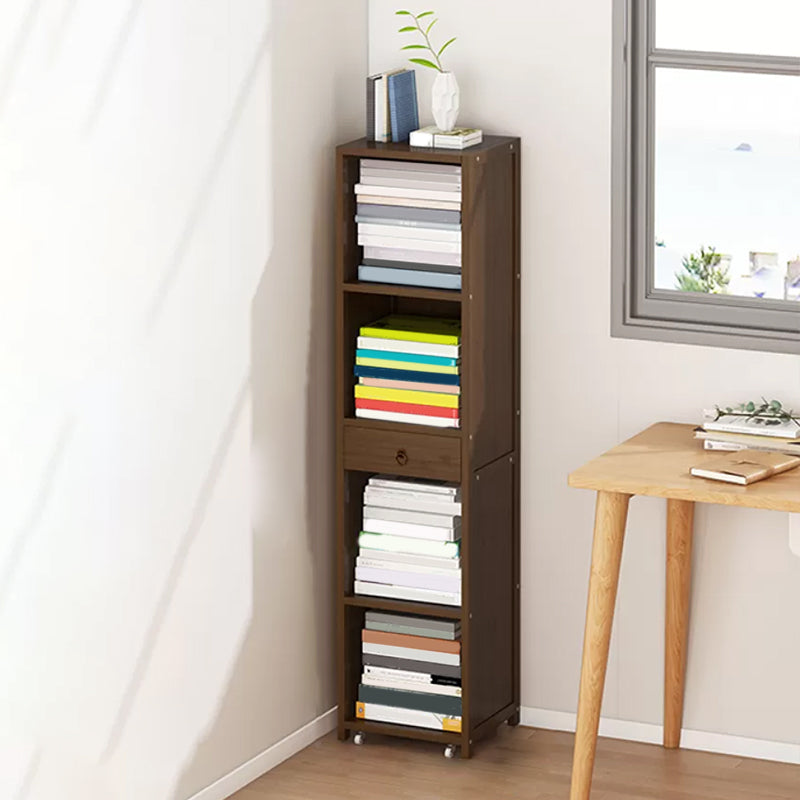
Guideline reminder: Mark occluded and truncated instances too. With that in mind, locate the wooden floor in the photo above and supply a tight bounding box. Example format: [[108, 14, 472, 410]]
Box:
[[231, 726, 800, 799]]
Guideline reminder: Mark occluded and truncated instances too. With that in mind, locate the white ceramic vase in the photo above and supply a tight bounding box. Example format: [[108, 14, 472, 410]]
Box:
[[431, 71, 459, 132]]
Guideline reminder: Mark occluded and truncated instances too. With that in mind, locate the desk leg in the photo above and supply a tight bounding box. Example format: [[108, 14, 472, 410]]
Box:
[[570, 490, 630, 800], [664, 498, 694, 749]]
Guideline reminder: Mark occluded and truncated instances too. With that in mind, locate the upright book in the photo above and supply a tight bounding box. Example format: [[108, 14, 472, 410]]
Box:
[[387, 70, 419, 144]]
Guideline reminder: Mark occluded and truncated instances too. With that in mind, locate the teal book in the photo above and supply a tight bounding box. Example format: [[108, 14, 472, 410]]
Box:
[[355, 349, 458, 367], [388, 70, 419, 144]]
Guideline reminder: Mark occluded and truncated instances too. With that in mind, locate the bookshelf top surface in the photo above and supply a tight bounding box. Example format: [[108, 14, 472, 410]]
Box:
[[337, 136, 520, 162]]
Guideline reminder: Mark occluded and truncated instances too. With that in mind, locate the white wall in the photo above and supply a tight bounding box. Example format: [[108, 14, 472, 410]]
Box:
[[370, 1, 800, 746], [0, 2, 364, 799]]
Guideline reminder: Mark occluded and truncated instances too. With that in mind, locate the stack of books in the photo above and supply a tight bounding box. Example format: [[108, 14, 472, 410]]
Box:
[[409, 126, 483, 149], [356, 610, 461, 733], [354, 475, 461, 606], [355, 158, 462, 291], [695, 408, 800, 455], [354, 314, 461, 428], [366, 70, 419, 143]]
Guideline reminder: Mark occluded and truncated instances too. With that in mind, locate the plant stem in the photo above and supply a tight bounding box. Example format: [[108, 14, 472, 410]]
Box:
[[412, 12, 443, 71]]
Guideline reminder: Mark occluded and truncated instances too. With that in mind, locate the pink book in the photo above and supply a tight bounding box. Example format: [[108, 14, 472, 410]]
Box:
[[359, 377, 460, 395]]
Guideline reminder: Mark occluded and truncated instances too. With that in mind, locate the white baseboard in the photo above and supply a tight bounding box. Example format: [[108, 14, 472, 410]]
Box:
[[520, 706, 800, 765], [187, 707, 337, 800]]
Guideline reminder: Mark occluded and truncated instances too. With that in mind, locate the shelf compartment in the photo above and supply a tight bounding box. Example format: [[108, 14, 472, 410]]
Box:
[[343, 717, 463, 746], [343, 281, 462, 302], [343, 594, 462, 620]]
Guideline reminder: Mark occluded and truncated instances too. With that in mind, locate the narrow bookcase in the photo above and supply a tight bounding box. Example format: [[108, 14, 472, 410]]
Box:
[[335, 136, 521, 759]]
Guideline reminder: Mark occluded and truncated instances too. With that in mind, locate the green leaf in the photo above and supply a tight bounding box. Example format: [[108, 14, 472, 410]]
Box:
[[395, 10, 412, 14], [438, 36, 457, 56], [401, 44, 427, 49], [417, 10, 434, 17], [398, 25, 417, 32], [426, 18, 438, 35], [408, 57, 441, 70]]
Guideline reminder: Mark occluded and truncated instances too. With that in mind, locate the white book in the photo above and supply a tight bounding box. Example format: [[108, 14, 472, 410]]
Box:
[[355, 194, 461, 211], [357, 702, 461, 732], [363, 488, 462, 515], [362, 246, 461, 267], [701, 410, 800, 440], [363, 517, 459, 541], [364, 665, 459, 683], [360, 158, 461, 177], [367, 477, 460, 496], [355, 580, 461, 606], [356, 557, 461, 581], [374, 76, 388, 143], [358, 234, 461, 254], [356, 336, 460, 359], [361, 674, 461, 697], [359, 548, 460, 570], [358, 531, 460, 559], [354, 183, 461, 203], [359, 175, 462, 192], [357, 222, 461, 243], [362, 641, 460, 666], [355, 565, 460, 593], [364, 505, 459, 528], [356, 408, 460, 428]]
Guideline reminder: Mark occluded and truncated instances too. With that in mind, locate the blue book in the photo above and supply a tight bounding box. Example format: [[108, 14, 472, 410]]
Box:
[[356, 349, 458, 367], [359, 264, 462, 291], [354, 365, 460, 386], [388, 70, 419, 144]]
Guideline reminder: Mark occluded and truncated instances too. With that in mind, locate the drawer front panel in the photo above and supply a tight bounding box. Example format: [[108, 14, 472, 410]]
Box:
[[344, 426, 461, 482]]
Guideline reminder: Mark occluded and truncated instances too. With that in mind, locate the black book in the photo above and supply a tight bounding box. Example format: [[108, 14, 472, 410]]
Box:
[[359, 684, 462, 717], [366, 74, 380, 141]]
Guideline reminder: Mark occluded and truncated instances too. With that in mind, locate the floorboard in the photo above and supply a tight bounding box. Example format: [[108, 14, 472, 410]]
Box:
[[230, 727, 800, 799]]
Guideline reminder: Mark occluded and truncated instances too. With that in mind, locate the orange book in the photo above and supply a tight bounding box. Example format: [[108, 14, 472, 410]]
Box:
[[362, 628, 461, 655]]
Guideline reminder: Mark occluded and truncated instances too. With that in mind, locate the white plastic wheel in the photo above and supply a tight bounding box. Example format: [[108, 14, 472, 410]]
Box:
[[443, 744, 456, 759], [353, 731, 365, 746]]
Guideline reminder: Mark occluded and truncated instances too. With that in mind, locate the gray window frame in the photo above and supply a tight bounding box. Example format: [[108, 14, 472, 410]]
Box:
[[611, 0, 800, 353]]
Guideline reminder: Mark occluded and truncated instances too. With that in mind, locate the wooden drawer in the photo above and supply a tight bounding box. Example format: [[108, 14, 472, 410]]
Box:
[[343, 425, 461, 482]]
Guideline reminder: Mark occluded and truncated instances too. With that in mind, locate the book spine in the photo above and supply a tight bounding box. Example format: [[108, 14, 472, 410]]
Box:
[[358, 234, 461, 254], [354, 183, 462, 203], [355, 701, 461, 733], [362, 628, 461, 654], [358, 532, 460, 558], [363, 488, 462, 512], [356, 408, 460, 428], [364, 665, 461, 684], [362, 517, 458, 541], [356, 203, 461, 224], [354, 580, 461, 606], [358, 685, 462, 717], [354, 365, 460, 386], [357, 194, 462, 211], [359, 377, 461, 396], [360, 158, 461, 176], [356, 336, 460, 358], [363, 245, 461, 267], [362, 652, 461, 678], [361, 676, 461, 697], [362, 504, 460, 527], [356, 349, 459, 367], [356, 398, 459, 419], [364, 620, 460, 638], [355, 383, 460, 408], [357, 222, 461, 243], [366, 76, 376, 141], [355, 357, 459, 375], [362, 641, 460, 667]]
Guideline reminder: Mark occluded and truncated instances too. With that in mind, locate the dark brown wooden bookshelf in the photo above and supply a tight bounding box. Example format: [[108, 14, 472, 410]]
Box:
[[335, 136, 521, 759]]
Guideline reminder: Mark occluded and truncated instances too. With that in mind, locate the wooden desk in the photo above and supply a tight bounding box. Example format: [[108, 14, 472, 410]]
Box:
[[567, 422, 800, 800]]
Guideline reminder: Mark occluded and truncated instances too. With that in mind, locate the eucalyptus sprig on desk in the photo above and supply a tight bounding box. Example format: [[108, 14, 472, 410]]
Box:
[[396, 9, 456, 72], [712, 398, 800, 429]]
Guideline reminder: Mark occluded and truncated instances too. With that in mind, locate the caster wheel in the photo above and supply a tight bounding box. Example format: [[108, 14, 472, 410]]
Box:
[[444, 744, 456, 759], [353, 732, 365, 746]]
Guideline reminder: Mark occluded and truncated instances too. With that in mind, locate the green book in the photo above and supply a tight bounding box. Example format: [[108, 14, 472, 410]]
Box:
[[359, 315, 461, 346]]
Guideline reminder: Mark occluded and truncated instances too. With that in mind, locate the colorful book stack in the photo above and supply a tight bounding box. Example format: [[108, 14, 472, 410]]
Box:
[[355, 158, 462, 291], [354, 314, 461, 429], [354, 475, 461, 606], [356, 610, 461, 733]]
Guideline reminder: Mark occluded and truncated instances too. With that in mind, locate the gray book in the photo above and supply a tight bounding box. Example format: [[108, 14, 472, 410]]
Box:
[[357, 203, 461, 225], [362, 258, 460, 275], [362, 653, 461, 678], [358, 265, 461, 291], [354, 215, 461, 232], [365, 621, 460, 640], [365, 611, 459, 634], [358, 684, 462, 716]]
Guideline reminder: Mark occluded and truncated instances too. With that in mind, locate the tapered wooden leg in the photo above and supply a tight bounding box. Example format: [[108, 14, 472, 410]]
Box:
[[570, 491, 630, 800], [664, 498, 694, 749]]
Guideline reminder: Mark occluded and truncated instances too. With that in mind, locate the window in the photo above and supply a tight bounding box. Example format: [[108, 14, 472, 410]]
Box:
[[612, 0, 800, 352]]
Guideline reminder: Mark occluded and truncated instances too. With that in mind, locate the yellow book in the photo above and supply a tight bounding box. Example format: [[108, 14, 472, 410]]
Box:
[[356, 357, 459, 375], [355, 384, 460, 409], [359, 314, 461, 346]]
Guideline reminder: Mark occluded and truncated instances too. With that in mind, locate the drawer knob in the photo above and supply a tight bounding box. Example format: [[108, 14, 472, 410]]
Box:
[[395, 448, 409, 466]]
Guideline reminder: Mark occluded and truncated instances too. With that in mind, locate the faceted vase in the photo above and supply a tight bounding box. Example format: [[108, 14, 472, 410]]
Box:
[[431, 71, 460, 132]]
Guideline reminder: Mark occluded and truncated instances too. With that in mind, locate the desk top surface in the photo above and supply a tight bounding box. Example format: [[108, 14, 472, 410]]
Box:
[[568, 422, 800, 512]]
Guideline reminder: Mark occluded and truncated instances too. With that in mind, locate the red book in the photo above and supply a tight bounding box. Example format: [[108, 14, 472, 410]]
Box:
[[356, 398, 460, 419]]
